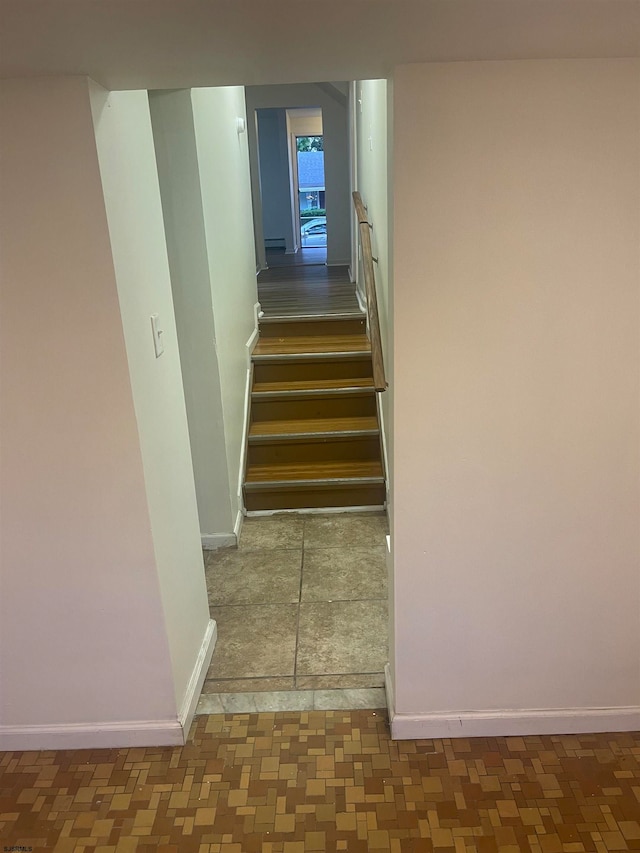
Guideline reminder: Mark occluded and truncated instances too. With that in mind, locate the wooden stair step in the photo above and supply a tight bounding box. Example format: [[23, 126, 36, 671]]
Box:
[[252, 377, 375, 396], [244, 460, 384, 485], [249, 416, 379, 440], [253, 356, 373, 387], [252, 334, 371, 358], [243, 461, 385, 511], [250, 391, 377, 421], [259, 316, 366, 338]]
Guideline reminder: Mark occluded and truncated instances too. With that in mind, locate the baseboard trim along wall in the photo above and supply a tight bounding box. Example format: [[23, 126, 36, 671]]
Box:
[[0, 719, 184, 752], [388, 705, 640, 741], [0, 620, 218, 751], [234, 510, 244, 541], [201, 533, 236, 550], [178, 618, 217, 741], [384, 662, 395, 724]]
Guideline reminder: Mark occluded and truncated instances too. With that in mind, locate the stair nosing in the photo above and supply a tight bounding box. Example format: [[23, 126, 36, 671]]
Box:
[[244, 476, 385, 490], [259, 312, 365, 323], [248, 428, 380, 442], [251, 389, 376, 402], [252, 350, 371, 362]]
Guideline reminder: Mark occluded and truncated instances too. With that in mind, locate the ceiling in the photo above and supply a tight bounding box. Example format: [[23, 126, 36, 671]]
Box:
[[0, 1, 638, 91]]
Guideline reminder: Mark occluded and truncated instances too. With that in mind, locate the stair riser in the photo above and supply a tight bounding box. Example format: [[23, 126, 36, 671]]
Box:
[[251, 394, 377, 422], [244, 484, 386, 512], [259, 318, 366, 337], [253, 358, 373, 385], [247, 437, 382, 466]]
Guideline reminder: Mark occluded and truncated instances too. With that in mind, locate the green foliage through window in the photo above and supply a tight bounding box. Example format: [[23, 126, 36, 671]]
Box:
[[296, 136, 324, 152]]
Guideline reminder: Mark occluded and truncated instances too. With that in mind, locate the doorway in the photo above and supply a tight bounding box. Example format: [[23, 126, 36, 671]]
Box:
[[296, 134, 326, 250]]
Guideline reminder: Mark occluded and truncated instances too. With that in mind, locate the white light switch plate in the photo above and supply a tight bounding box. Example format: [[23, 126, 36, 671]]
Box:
[[150, 313, 164, 357]]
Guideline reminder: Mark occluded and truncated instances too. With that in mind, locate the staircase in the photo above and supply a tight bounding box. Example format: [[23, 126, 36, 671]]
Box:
[[243, 313, 386, 511]]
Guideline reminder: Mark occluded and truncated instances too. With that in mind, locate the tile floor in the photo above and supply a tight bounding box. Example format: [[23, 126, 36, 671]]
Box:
[[202, 513, 389, 698], [2, 711, 639, 852]]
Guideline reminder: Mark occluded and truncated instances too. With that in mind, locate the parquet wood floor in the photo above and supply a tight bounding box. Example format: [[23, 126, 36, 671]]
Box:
[[1, 711, 639, 852]]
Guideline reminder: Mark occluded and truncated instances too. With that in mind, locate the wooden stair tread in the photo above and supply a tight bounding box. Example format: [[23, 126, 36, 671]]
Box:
[[249, 416, 379, 438], [245, 460, 384, 485], [260, 312, 363, 323], [253, 334, 371, 357], [253, 377, 375, 394]]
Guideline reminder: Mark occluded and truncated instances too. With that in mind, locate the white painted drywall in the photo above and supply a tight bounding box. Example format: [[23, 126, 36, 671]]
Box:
[[354, 78, 395, 677], [90, 85, 211, 713], [257, 109, 297, 252], [287, 108, 322, 137], [149, 89, 235, 539], [191, 86, 259, 523], [246, 84, 351, 265], [0, 77, 177, 736], [355, 80, 390, 343], [392, 60, 640, 721]]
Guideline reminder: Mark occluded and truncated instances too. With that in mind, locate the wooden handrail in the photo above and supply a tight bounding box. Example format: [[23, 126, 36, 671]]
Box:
[[352, 191, 387, 392]]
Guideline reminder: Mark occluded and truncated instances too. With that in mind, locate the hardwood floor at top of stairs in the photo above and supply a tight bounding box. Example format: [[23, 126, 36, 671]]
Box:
[[257, 263, 360, 317]]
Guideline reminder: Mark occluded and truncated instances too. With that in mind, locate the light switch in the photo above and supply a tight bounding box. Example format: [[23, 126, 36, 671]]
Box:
[[150, 313, 164, 358]]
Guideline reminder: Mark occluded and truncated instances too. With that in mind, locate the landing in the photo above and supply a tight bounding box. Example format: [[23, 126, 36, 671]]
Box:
[[257, 263, 361, 317], [199, 511, 388, 712]]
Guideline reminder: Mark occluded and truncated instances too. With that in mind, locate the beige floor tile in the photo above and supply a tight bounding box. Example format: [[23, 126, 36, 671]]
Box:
[[303, 512, 388, 549], [208, 604, 298, 679], [238, 514, 304, 551], [202, 677, 295, 694], [296, 600, 388, 676], [206, 549, 301, 605], [295, 673, 385, 690], [301, 545, 386, 602]]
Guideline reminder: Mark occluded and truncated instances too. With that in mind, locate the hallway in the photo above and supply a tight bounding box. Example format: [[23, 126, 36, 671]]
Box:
[[200, 512, 389, 713]]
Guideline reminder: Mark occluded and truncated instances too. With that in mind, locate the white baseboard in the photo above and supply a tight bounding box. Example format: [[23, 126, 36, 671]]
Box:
[[384, 662, 395, 723], [234, 509, 244, 540], [389, 705, 640, 741], [0, 621, 218, 751], [246, 327, 259, 362], [356, 287, 367, 314], [178, 618, 217, 741], [376, 394, 390, 506], [201, 533, 236, 550], [326, 259, 351, 267], [0, 719, 184, 751]]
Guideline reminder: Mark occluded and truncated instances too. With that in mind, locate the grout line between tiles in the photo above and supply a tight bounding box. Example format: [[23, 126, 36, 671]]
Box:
[[211, 597, 387, 608], [293, 520, 308, 688]]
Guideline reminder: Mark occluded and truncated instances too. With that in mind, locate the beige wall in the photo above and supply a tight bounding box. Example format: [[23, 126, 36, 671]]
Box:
[[391, 59, 640, 736], [149, 89, 235, 540], [0, 77, 180, 747], [90, 86, 213, 715], [191, 87, 259, 524]]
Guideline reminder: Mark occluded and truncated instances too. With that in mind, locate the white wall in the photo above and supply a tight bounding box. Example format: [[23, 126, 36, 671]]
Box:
[[391, 59, 640, 737], [0, 77, 180, 747], [191, 86, 259, 524], [246, 84, 351, 266], [149, 89, 235, 540], [257, 109, 297, 252], [90, 85, 213, 720], [354, 78, 395, 668], [355, 81, 390, 341], [287, 108, 322, 137]]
